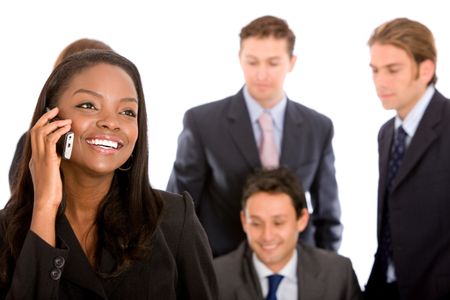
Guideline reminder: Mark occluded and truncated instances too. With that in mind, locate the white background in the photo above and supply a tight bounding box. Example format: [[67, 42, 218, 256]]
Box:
[[1, 0, 449, 288]]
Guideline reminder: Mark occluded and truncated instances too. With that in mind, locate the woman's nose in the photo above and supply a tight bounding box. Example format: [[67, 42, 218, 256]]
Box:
[[96, 114, 120, 131]]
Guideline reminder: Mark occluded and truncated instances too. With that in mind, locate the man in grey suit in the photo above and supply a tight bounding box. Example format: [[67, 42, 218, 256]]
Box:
[[365, 18, 450, 300], [214, 168, 362, 300], [167, 15, 342, 257]]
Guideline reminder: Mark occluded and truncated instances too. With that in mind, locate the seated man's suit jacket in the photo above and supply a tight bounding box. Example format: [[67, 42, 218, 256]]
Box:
[[213, 242, 362, 300], [167, 88, 342, 256]]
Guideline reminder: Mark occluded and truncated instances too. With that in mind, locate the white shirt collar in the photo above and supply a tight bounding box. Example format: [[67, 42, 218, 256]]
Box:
[[252, 249, 298, 282]]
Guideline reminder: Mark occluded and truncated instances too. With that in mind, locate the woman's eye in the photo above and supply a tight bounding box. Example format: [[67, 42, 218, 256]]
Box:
[[121, 110, 137, 118], [77, 102, 96, 110]]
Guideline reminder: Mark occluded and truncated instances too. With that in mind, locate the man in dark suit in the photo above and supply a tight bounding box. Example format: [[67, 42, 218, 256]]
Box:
[[365, 18, 450, 300], [167, 15, 342, 257], [214, 168, 362, 300]]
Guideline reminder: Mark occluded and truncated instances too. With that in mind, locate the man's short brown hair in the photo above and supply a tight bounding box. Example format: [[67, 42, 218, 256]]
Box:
[[239, 15, 295, 57]]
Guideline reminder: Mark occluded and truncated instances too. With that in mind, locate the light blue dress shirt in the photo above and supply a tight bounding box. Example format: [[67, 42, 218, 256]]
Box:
[[243, 85, 287, 157]]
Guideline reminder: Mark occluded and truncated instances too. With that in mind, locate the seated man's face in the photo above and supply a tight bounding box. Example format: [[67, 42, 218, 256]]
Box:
[[241, 192, 308, 272]]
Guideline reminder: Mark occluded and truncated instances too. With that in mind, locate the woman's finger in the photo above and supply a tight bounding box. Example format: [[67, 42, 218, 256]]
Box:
[[30, 109, 72, 159]]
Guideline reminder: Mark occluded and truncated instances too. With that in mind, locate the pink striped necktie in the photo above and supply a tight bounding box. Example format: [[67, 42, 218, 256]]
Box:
[[258, 111, 279, 169]]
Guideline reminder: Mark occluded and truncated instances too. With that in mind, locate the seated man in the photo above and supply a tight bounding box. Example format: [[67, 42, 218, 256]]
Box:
[[214, 168, 362, 300]]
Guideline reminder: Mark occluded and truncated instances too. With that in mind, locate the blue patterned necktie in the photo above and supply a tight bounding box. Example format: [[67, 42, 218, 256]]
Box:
[[266, 274, 284, 300], [378, 126, 408, 280]]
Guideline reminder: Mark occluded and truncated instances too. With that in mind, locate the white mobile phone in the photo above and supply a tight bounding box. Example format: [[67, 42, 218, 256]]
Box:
[[59, 131, 74, 160], [46, 107, 74, 160]]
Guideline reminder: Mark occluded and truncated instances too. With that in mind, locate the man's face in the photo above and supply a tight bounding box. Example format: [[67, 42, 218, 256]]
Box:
[[370, 43, 434, 119], [239, 37, 296, 108], [241, 192, 308, 273]]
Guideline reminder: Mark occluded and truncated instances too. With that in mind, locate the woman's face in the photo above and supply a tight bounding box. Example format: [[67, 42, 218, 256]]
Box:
[[56, 63, 139, 176]]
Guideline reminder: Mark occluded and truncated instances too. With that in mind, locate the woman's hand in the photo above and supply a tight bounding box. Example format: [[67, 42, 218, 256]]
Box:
[[29, 107, 72, 246]]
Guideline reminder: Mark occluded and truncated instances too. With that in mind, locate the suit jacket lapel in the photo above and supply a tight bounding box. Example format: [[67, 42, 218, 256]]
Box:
[[280, 100, 304, 167], [236, 286, 259, 300], [298, 244, 323, 300], [377, 119, 394, 234], [227, 89, 261, 168], [391, 92, 442, 191], [240, 243, 327, 299], [56, 216, 108, 299], [235, 244, 263, 300]]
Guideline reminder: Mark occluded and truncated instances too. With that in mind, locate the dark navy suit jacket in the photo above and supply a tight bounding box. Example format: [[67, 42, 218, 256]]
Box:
[[367, 90, 450, 299]]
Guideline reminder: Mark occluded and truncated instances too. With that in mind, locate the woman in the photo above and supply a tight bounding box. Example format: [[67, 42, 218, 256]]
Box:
[[0, 50, 217, 299], [9, 38, 112, 190]]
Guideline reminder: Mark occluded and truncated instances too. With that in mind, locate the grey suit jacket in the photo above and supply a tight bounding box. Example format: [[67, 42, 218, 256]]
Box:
[[214, 242, 362, 300], [167, 88, 342, 256], [366, 89, 450, 299]]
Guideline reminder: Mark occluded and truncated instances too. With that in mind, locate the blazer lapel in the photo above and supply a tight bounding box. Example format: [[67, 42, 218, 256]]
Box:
[[297, 244, 323, 300], [377, 119, 394, 233], [235, 244, 264, 300], [280, 100, 305, 167], [236, 286, 258, 300], [391, 93, 442, 191], [227, 89, 261, 168], [57, 216, 108, 299]]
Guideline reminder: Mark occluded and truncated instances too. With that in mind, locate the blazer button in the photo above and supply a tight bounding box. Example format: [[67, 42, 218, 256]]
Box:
[[50, 268, 62, 280], [54, 256, 65, 269]]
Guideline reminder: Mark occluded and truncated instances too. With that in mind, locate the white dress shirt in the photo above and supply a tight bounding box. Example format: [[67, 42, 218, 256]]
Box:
[[253, 250, 298, 300]]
